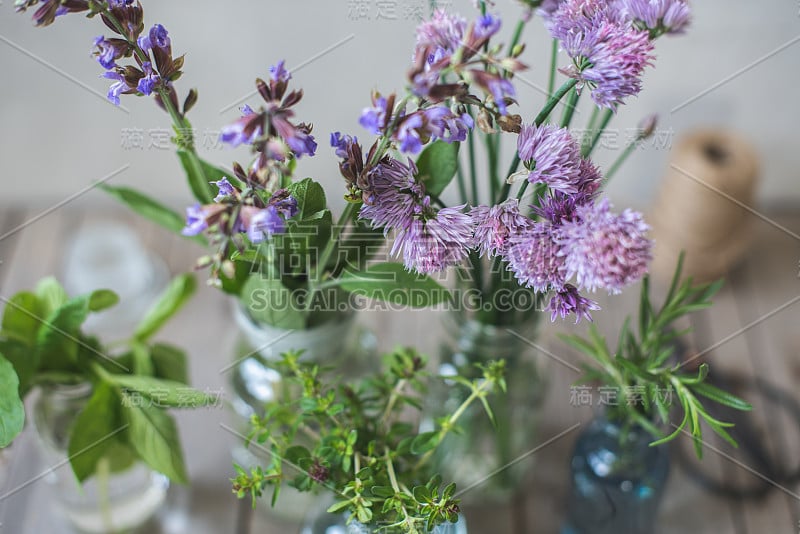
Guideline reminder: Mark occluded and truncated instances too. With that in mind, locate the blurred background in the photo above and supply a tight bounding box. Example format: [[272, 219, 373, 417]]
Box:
[[1, 0, 799, 212]]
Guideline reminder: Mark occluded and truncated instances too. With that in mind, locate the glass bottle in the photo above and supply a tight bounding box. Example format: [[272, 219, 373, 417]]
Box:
[[561, 414, 670, 534], [33, 383, 168, 534]]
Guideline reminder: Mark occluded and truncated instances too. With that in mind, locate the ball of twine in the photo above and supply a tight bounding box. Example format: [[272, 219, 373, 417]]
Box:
[[648, 129, 760, 283]]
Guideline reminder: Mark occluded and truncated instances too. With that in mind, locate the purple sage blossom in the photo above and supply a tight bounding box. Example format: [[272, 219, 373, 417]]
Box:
[[245, 206, 285, 243], [220, 105, 263, 147], [488, 78, 515, 115], [558, 198, 652, 293], [103, 70, 134, 106], [505, 223, 566, 293], [182, 204, 209, 236], [359, 96, 390, 135], [548, 284, 600, 323], [92, 36, 125, 70], [136, 61, 159, 96], [470, 199, 533, 257], [330, 132, 358, 159], [474, 13, 502, 40], [269, 60, 291, 83], [283, 124, 317, 158], [394, 114, 425, 155], [423, 107, 474, 143], [517, 124, 582, 194], [620, 0, 691, 35], [212, 178, 235, 203]]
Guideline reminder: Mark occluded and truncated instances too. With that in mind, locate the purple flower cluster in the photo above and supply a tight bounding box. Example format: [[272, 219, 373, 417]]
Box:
[[16, 0, 91, 27], [88, 3, 184, 107], [353, 150, 474, 274], [547, 0, 655, 109], [619, 0, 691, 35], [182, 180, 298, 244], [408, 10, 523, 117], [220, 61, 317, 161]]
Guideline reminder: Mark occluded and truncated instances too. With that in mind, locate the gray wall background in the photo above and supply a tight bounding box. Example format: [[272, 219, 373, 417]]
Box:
[[1, 0, 798, 212]]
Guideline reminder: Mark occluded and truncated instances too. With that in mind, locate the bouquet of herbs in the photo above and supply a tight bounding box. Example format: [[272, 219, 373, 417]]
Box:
[[0, 274, 212, 483], [562, 255, 753, 456], [12, 0, 690, 327], [232, 347, 506, 532]]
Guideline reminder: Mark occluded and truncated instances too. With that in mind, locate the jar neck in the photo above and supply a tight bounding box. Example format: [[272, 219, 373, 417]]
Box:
[[443, 308, 541, 363]]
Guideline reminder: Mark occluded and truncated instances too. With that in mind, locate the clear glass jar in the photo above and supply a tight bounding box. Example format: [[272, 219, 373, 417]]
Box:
[[428, 308, 547, 504], [33, 383, 168, 534], [301, 505, 468, 534], [561, 414, 670, 534], [229, 303, 378, 522]]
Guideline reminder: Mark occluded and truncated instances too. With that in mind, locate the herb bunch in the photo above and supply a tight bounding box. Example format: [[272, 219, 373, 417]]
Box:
[[0, 275, 213, 483], [562, 254, 753, 457], [232, 348, 506, 533]]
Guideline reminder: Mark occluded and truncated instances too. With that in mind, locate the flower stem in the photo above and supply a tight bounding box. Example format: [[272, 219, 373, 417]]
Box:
[[582, 108, 614, 158], [547, 38, 559, 99], [604, 140, 639, 184], [468, 127, 479, 205], [560, 87, 580, 129]]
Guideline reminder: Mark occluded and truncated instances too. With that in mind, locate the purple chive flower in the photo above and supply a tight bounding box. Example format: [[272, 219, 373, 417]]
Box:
[[424, 107, 473, 143], [537, 0, 566, 20], [136, 61, 159, 96], [92, 36, 124, 70], [360, 159, 420, 230], [393, 206, 475, 274], [269, 60, 291, 83], [359, 96, 390, 135], [474, 13, 502, 40], [245, 207, 285, 243], [103, 70, 134, 106], [506, 223, 566, 293], [220, 105, 263, 147], [212, 178, 235, 203], [548, 284, 600, 323], [620, 0, 691, 35], [415, 9, 467, 56], [517, 124, 582, 194], [395, 114, 425, 155], [548, 0, 653, 109], [558, 199, 652, 294], [470, 199, 533, 258], [182, 204, 209, 236]]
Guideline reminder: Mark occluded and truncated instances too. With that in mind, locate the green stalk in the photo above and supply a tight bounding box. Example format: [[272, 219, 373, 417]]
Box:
[[582, 108, 614, 158], [508, 20, 526, 58], [455, 162, 469, 205], [468, 128, 479, 205], [604, 140, 639, 184], [486, 132, 500, 204], [547, 39, 559, 99], [96, 457, 116, 534], [559, 87, 580, 129]]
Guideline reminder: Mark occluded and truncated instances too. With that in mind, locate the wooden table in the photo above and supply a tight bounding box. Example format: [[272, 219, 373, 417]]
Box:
[[0, 204, 798, 533]]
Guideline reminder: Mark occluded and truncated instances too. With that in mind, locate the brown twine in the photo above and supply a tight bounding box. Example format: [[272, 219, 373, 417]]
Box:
[[648, 129, 760, 283]]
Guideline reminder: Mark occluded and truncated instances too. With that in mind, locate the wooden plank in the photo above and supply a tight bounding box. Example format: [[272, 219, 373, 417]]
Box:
[[735, 214, 800, 526]]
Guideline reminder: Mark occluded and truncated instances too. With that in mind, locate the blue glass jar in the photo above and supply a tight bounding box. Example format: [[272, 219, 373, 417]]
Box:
[[561, 414, 670, 534]]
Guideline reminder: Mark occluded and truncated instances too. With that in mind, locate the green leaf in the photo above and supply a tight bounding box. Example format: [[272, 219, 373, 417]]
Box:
[[112, 375, 215, 408], [410, 431, 440, 454], [87, 289, 119, 312], [692, 382, 752, 411], [326, 500, 351, 514], [415, 141, 459, 197], [122, 397, 188, 483], [240, 275, 306, 330], [134, 274, 196, 341], [0, 340, 36, 395], [100, 185, 206, 245], [177, 150, 226, 204], [1, 291, 42, 346], [287, 178, 327, 219], [0, 354, 24, 448], [34, 277, 68, 317], [150, 343, 188, 384], [130, 341, 154, 376], [339, 263, 449, 308], [36, 296, 91, 366], [67, 383, 134, 482]]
